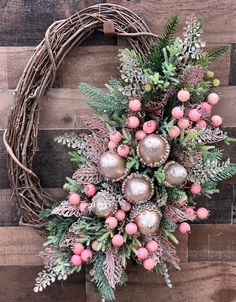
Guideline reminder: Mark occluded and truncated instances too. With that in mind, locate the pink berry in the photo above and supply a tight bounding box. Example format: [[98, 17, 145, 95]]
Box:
[[81, 249, 93, 262], [171, 107, 184, 120], [105, 217, 118, 229], [129, 99, 142, 112], [112, 234, 124, 247], [211, 115, 222, 127], [91, 240, 100, 252], [125, 223, 138, 235], [190, 183, 202, 195], [177, 118, 190, 129], [143, 120, 157, 134], [196, 207, 209, 220], [71, 255, 82, 266], [121, 201, 132, 212], [137, 247, 148, 260], [207, 93, 220, 105], [179, 222, 191, 235], [185, 207, 195, 218], [84, 184, 96, 197], [143, 258, 156, 271], [188, 109, 201, 122], [177, 89, 190, 102], [115, 210, 126, 221], [168, 126, 181, 138], [109, 130, 122, 143], [128, 116, 140, 129], [117, 144, 130, 157], [69, 193, 81, 206], [135, 130, 147, 141], [196, 119, 207, 129], [73, 242, 85, 255], [79, 202, 89, 213], [108, 141, 117, 150], [146, 240, 158, 253], [201, 102, 212, 114]]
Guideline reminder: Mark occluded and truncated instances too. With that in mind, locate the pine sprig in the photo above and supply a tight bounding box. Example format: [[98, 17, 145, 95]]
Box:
[[208, 45, 229, 62], [90, 254, 116, 301]]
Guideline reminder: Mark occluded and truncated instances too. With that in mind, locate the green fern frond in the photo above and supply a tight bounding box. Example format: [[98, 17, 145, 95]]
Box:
[[208, 45, 229, 62], [91, 254, 115, 301], [214, 163, 236, 182]]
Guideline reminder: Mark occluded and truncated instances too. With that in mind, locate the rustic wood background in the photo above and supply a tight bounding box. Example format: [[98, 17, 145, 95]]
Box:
[[0, 0, 236, 301]]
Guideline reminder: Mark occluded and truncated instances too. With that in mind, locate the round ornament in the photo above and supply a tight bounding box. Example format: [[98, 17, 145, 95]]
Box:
[[163, 161, 188, 187], [130, 203, 162, 235], [97, 151, 128, 182], [122, 173, 154, 205], [90, 190, 117, 218], [137, 134, 170, 167]]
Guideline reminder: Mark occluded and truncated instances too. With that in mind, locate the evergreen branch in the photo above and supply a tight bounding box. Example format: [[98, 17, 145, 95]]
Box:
[[207, 45, 229, 62]]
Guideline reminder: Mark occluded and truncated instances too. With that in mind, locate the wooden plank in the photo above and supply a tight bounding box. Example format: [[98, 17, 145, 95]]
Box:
[[0, 266, 85, 302], [0, 225, 233, 266], [1, 85, 236, 131], [0, 227, 43, 266], [119, 1, 236, 43], [0, 188, 66, 226], [0, 43, 230, 90], [86, 261, 236, 302], [189, 224, 236, 261]]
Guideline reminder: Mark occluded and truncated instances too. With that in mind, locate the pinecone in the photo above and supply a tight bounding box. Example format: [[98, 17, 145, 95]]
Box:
[[172, 148, 202, 172]]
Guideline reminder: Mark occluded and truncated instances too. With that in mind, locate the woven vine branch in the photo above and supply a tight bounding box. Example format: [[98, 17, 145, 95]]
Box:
[[4, 3, 158, 234]]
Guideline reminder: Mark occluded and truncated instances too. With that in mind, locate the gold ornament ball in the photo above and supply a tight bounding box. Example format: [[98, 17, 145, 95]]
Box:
[[98, 151, 127, 181], [164, 161, 188, 187], [135, 210, 161, 235], [91, 191, 117, 218], [122, 173, 154, 205], [137, 134, 170, 167]]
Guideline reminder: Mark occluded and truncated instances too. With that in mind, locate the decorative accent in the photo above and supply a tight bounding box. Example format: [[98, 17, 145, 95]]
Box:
[[137, 134, 170, 167], [90, 191, 118, 218], [122, 173, 154, 205], [163, 161, 188, 187], [98, 151, 128, 182], [130, 203, 162, 235]]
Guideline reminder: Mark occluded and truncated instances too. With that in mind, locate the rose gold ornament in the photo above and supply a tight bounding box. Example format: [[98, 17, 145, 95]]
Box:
[[130, 203, 162, 235], [98, 151, 128, 181], [163, 161, 188, 187], [122, 173, 154, 205], [137, 134, 170, 167], [90, 190, 117, 217]]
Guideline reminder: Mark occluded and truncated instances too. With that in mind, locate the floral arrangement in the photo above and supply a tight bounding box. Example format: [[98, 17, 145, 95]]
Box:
[[34, 15, 236, 301]]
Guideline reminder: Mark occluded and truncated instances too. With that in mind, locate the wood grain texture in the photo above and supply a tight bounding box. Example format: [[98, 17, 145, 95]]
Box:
[[0, 44, 230, 90], [1, 85, 236, 131], [119, 0, 236, 43], [0, 266, 85, 302], [189, 224, 236, 261]]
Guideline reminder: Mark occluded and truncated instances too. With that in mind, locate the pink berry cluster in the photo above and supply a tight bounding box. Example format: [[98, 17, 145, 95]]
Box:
[[168, 89, 223, 138], [136, 240, 159, 271], [71, 242, 93, 266], [68, 183, 97, 213]]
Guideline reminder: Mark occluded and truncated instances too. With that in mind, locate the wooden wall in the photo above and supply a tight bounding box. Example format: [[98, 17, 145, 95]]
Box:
[[0, 1, 236, 301]]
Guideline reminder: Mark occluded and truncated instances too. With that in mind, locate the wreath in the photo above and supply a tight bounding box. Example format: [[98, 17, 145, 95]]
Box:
[[4, 4, 236, 302]]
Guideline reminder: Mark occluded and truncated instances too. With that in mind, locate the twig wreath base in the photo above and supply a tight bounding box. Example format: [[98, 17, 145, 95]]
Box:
[[4, 4, 158, 233]]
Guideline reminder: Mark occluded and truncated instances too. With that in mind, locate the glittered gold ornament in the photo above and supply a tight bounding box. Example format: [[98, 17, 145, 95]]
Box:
[[163, 161, 188, 187], [137, 134, 170, 167], [97, 151, 128, 182], [130, 203, 162, 235], [122, 173, 154, 205], [90, 190, 117, 218]]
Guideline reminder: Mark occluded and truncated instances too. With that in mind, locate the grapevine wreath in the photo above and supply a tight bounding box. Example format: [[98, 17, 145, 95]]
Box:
[[4, 3, 236, 302]]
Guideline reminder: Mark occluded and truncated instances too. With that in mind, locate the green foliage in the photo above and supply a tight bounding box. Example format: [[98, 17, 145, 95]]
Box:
[[68, 151, 85, 167], [148, 16, 179, 71], [154, 167, 165, 184], [167, 187, 187, 202], [79, 81, 127, 116], [45, 217, 74, 248], [194, 45, 229, 67], [63, 177, 83, 194], [90, 254, 116, 301], [127, 149, 140, 170], [202, 181, 219, 198]]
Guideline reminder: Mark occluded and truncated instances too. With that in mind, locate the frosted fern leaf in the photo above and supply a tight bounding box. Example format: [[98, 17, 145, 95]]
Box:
[[52, 200, 80, 217], [103, 250, 123, 289]]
